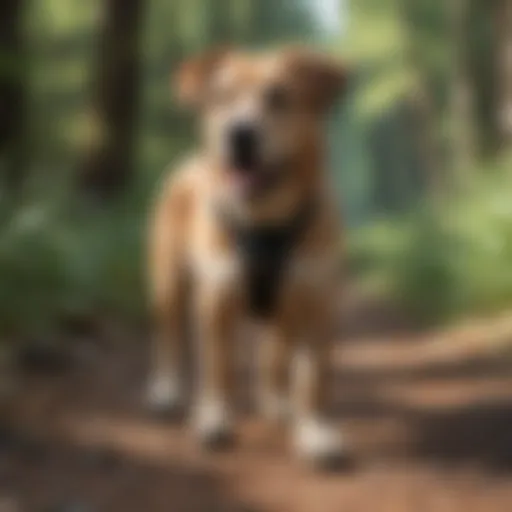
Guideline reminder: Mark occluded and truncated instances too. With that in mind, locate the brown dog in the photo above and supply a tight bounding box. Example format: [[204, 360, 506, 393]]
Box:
[[146, 47, 348, 466]]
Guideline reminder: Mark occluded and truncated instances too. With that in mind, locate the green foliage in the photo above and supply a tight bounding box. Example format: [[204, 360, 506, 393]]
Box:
[[0, 202, 69, 337], [349, 157, 512, 325], [0, 192, 146, 339]]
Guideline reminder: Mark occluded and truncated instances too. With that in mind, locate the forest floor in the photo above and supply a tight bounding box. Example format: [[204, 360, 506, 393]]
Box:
[[3, 302, 512, 512]]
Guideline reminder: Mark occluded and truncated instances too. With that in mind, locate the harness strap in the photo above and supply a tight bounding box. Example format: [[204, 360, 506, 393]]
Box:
[[219, 199, 317, 318]]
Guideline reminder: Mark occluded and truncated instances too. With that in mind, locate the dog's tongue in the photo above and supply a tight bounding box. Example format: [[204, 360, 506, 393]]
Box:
[[230, 171, 263, 197]]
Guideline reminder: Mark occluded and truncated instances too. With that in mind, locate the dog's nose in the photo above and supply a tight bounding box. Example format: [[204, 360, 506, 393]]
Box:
[[228, 123, 259, 171]]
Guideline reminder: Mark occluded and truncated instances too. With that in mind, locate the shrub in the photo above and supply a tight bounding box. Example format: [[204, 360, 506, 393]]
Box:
[[0, 191, 146, 341], [349, 159, 512, 325]]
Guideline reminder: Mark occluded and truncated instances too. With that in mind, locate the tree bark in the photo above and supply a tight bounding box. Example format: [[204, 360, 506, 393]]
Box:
[[450, 0, 478, 176], [0, 0, 27, 192], [400, 0, 443, 197], [407, 83, 442, 195], [495, 0, 512, 149], [79, 0, 145, 200]]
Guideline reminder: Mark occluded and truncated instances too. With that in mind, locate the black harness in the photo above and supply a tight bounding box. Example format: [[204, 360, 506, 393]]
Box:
[[220, 200, 317, 319]]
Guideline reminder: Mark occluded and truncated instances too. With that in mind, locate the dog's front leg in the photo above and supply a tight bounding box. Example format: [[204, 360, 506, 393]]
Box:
[[294, 335, 345, 467], [193, 274, 240, 449], [292, 298, 346, 467], [259, 323, 293, 422]]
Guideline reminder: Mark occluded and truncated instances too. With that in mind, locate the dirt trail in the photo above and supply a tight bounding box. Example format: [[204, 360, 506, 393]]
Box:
[[3, 316, 512, 512]]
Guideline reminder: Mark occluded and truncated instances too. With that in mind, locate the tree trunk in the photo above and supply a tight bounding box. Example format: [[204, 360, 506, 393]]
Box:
[[209, 0, 232, 44], [400, 0, 443, 197], [495, 0, 512, 149], [407, 83, 442, 195], [79, 0, 145, 200], [0, 0, 27, 192], [450, 0, 478, 176]]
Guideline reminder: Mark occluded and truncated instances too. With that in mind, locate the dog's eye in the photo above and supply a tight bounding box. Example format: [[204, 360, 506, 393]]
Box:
[[264, 85, 290, 113]]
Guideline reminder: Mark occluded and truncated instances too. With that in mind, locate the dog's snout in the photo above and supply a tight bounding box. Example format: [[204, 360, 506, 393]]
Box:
[[228, 123, 259, 171]]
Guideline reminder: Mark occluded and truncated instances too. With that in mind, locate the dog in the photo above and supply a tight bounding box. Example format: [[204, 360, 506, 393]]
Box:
[[146, 46, 348, 467]]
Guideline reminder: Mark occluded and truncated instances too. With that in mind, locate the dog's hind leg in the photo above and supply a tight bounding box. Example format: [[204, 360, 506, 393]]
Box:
[[146, 269, 187, 416], [146, 179, 190, 416]]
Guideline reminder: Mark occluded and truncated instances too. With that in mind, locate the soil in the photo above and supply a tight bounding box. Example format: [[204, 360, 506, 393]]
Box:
[[3, 313, 512, 512]]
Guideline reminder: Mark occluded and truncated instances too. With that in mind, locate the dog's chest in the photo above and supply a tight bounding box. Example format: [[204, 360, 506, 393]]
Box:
[[191, 197, 335, 318], [193, 246, 331, 314], [234, 226, 295, 318], [194, 229, 329, 320]]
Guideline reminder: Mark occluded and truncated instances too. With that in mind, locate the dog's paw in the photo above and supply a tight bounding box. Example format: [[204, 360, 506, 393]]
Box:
[[193, 399, 234, 451], [293, 417, 349, 470], [145, 375, 182, 417]]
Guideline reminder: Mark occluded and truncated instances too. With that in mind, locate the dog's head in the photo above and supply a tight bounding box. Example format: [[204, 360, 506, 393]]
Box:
[[175, 47, 348, 202]]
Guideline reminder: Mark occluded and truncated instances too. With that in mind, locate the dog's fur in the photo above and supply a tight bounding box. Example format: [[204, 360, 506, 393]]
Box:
[[146, 47, 348, 465]]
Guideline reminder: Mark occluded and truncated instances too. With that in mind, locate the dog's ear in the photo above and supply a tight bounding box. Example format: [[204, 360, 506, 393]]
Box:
[[286, 48, 349, 112], [175, 47, 231, 108]]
